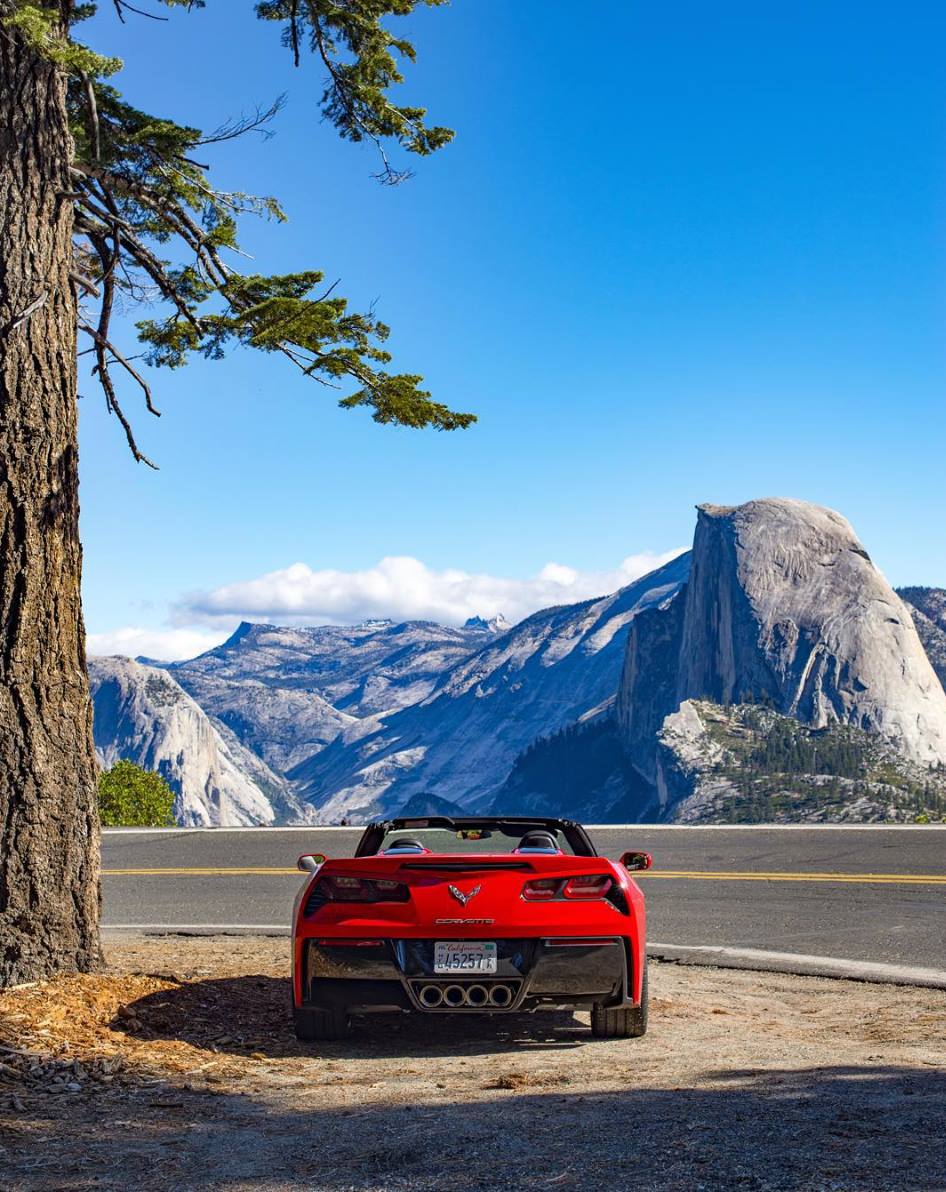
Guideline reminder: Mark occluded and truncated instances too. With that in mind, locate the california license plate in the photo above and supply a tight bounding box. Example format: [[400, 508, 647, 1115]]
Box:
[[434, 941, 497, 974]]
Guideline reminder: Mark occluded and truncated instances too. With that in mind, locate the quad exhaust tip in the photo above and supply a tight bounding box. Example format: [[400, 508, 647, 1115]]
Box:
[[416, 982, 516, 1009]]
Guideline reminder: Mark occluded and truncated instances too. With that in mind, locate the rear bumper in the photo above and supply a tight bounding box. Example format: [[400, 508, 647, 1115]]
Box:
[[297, 936, 639, 1013]]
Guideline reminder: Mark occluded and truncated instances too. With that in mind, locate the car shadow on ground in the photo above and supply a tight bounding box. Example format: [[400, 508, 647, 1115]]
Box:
[[5, 1064, 946, 1189], [238, 1065, 946, 1189], [113, 974, 589, 1057]]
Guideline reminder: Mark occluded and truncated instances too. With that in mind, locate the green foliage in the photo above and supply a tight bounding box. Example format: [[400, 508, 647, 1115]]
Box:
[[7, 0, 472, 462], [2, 4, 122, 77], [500, 700, 946, 825], [98, 759, 176, 828], [255, 1, 454, 175], [136, 271, 473, 430], [705, 704, 946, 823], [742, 712, 868, 779]]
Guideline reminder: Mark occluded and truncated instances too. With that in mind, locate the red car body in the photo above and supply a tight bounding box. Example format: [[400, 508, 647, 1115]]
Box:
[[291, 816, 651, 1041]]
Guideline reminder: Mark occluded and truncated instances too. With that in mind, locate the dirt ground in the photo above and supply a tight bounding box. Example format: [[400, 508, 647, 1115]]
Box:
[[1, 935, 944, 1191]]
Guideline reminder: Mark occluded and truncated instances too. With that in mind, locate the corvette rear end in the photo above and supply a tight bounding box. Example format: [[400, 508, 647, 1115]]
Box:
[[291, 816, 651, 1041]]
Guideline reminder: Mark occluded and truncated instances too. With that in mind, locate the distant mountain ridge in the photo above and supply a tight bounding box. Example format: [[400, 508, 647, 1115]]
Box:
[[161, 618, 499, 773], [286, 553, 690, 821], [169, 617, 500, 715], [89, 502, 946, 826]]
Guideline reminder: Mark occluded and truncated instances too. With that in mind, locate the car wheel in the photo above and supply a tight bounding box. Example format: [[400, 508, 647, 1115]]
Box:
[[293, 1005, 351, 1042], [591, 960, 648, 1039]]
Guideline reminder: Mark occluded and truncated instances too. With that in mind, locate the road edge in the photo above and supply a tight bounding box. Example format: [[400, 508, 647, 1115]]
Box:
[[648, 942, 946, 990]]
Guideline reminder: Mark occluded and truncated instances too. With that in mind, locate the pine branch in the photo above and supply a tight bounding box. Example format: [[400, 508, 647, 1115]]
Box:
[[80, 318, 159, 468], [80, 225, 161, 468], [78, 71, 100, 160], [194, 96, 285, 146], [112, 1, 169, 21], [50, 0, 472, 462]]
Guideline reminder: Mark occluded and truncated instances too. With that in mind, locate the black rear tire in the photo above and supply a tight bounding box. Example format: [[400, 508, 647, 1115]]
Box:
[[591, 959, 648, 1038], [293, 1005, 351, 1041]]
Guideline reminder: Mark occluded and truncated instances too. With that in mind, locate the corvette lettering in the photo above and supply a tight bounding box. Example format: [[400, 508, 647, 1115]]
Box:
[[434, 917, 495, 925]]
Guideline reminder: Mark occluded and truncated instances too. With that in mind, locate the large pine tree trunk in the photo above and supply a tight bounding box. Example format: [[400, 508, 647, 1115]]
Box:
[[0, 20, 101, 984]]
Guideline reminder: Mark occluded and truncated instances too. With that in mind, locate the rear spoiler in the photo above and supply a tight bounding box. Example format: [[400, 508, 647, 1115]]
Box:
[[398, 860, 534, 872]]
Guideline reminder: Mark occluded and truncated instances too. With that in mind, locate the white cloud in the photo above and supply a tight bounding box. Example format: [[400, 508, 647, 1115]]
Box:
[[87, 626, 230, 663], [173, 549, 686, 631], [91, 549, 686, 663]]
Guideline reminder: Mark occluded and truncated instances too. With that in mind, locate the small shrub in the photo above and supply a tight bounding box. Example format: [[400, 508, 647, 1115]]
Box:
[[98, 760, 176, 827]]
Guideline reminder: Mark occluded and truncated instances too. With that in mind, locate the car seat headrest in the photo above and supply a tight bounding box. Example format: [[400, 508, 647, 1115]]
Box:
[[516, 831, 561, 853], [382, 838, 426, 853]]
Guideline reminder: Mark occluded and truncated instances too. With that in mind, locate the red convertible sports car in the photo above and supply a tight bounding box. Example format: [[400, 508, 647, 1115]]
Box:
[[291, 815, 652, 1041]]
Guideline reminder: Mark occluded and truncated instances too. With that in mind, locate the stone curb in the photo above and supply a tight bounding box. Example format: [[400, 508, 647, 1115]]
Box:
[[648, 942, 946, 990]]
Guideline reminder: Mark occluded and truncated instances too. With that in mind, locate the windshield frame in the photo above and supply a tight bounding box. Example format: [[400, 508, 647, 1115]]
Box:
[[354, 816, 597, 858]]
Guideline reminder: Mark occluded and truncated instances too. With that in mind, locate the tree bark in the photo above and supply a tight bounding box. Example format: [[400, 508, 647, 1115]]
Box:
[[0, 20, 101, 984]]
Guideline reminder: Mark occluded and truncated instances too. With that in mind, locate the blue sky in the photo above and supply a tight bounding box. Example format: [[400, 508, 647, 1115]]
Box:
[[80, 1, 946, 659]]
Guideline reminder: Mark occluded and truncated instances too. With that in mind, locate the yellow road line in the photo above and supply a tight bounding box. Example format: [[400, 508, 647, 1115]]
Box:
[[104, 867, 297, 876], [101, 867, 946, 885], [640, 871, 946, 885]]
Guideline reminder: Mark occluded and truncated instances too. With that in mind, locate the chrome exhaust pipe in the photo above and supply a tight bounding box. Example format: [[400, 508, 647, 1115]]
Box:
[[418, 984, 444, 1008], [466, 984, 489, 1008], [442, 984, 467, 1008], [488, 984, 513, 1008]]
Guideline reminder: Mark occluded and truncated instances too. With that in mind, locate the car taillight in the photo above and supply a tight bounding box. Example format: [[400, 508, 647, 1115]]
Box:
[[562, 875, 612, 899], [315, 875, 410, 903], [522, 875, 613, 901]]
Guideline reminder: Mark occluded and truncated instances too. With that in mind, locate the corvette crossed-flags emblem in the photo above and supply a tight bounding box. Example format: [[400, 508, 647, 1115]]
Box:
[[448, 883, 481, 906]]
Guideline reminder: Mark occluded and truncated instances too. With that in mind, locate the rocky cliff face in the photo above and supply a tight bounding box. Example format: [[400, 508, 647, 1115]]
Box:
[[167, 675, 356, 774], [618, 499, 946, 791], [898, 588, 946, 693], [899, 587, 946, 630], [90, 657, 310, 826]]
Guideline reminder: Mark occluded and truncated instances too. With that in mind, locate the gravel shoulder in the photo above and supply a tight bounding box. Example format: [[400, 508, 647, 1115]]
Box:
[[1, 934, 944, 1190]]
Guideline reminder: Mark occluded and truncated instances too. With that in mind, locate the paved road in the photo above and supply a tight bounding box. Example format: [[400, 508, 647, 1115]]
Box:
[[101, 826, 946, 970]]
